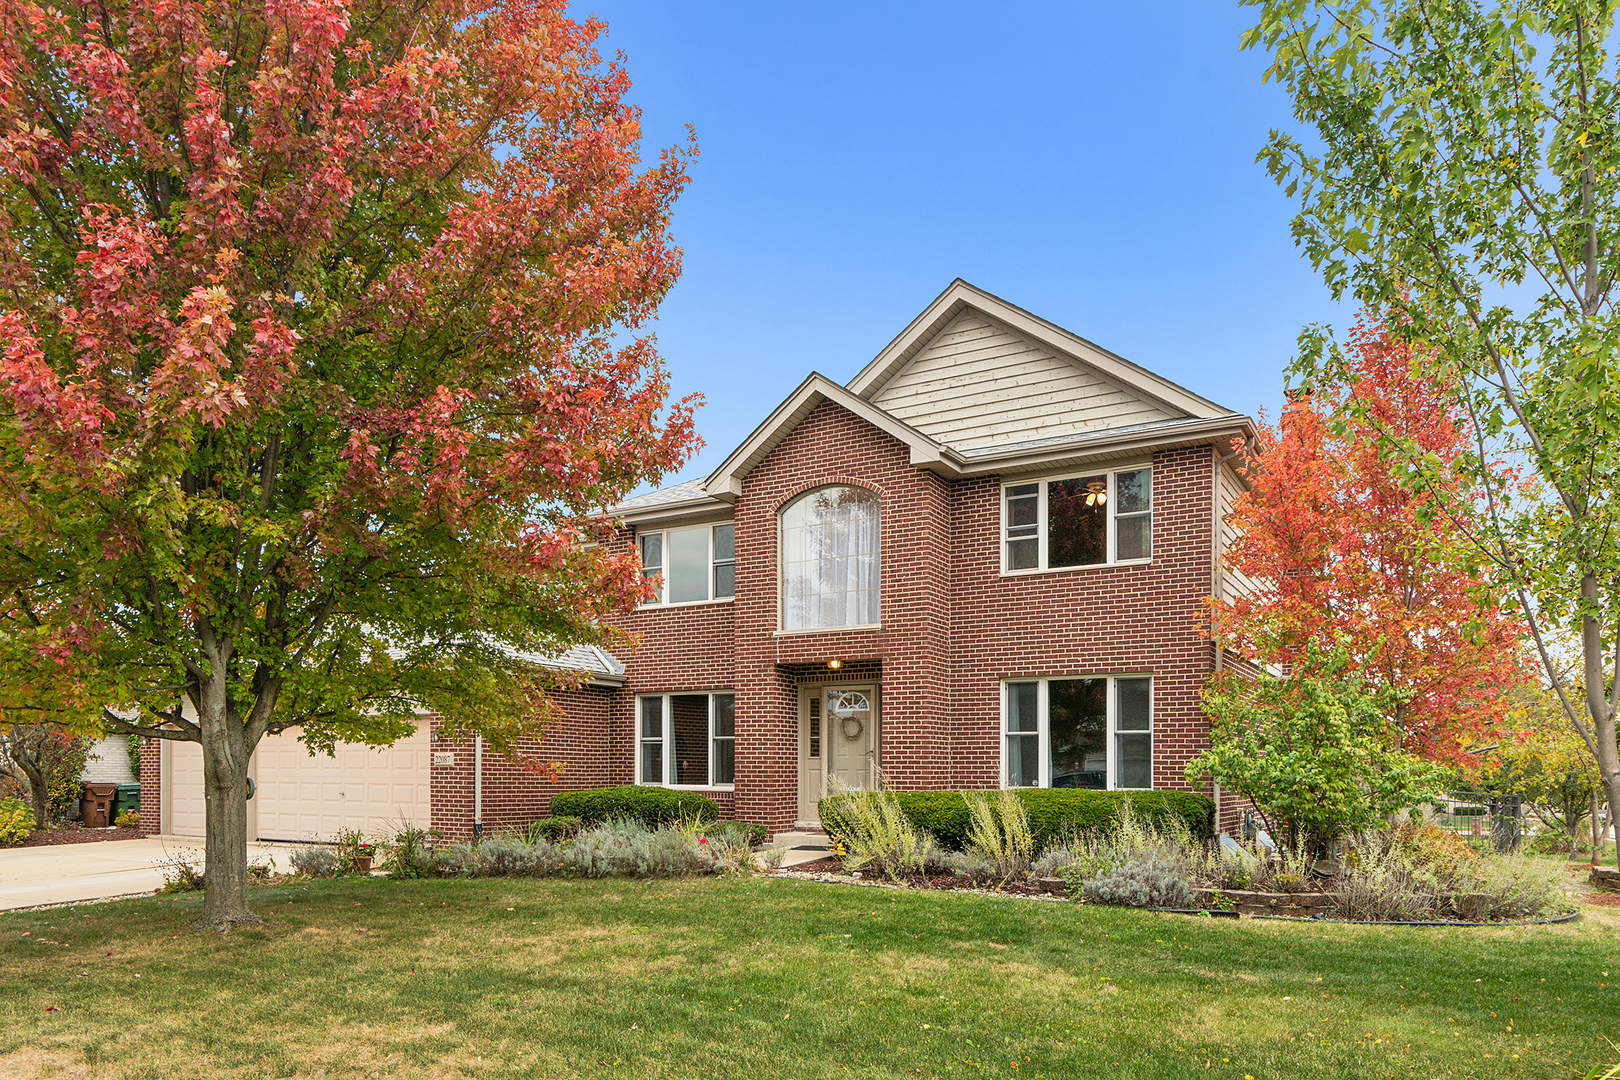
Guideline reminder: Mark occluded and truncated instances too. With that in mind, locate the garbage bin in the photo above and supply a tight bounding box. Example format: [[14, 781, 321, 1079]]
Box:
[[80, 783, 117, 828], [113, 782, 140, 822]]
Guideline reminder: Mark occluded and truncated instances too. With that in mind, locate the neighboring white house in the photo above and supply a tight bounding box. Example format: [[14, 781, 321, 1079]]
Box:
[[81, 736, 137, 785]]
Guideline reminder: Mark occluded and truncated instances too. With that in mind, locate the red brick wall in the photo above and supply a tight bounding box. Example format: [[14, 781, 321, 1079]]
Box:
[[429, 688, 631, 841], [945, 444, 1218, 796], [468, 400, 1226, 834], [138, 737, 161, 835]]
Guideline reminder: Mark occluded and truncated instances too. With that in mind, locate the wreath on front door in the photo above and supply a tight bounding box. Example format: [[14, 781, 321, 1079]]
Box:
[[840, 716, 865, 740]]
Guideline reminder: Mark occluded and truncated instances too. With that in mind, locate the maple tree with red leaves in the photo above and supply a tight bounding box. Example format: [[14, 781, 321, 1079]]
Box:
[[1210, 312, 1532, 769], [0, 0, 698, 928]]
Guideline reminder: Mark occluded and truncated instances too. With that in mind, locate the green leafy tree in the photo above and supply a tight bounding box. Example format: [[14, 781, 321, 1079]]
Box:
[[0, 0, 698, 929], [0, 724, 90, 828], [1245, 0, 1620, 865], [1486, 683, 1602, 852], [1188, 654, 1453, 854]]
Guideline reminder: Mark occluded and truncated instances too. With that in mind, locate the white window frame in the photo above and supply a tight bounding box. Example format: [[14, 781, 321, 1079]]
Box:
[[1000, 464, 1152, 574], [777, 485, 882, 634], [638, 522, 736, 607], [635, 691, 736, 789], [999, 675, 1153, 790]]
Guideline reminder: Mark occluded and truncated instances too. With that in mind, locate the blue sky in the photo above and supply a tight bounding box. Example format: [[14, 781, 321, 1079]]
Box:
[[576, 2, 1348, 482]]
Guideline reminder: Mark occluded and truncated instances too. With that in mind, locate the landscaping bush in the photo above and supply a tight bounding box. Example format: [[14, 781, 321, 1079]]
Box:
[[828, 789, 933, 881], [703, 820, 768, 848], [819, 789, 1213, 851], [964, 790, 1034, 883], [521, 815, 583, 843], [550, 785, 719, 827], [114, 809, 140, 829], [289, 846, 338, 878], [1078, 854, 1197, 909], [0, 796, 32, 845], [569, 818, 712, 877]]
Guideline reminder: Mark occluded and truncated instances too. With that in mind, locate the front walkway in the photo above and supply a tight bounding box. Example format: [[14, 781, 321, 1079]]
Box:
[[771, 830, 834, 868], [0, 835, 296, 911]]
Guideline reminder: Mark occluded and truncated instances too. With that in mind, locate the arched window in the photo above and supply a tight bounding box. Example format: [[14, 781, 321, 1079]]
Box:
[[780, 486, 881, 631]]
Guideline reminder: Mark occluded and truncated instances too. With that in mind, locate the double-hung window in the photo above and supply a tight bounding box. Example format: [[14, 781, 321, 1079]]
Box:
[[638, 692, 735, 787], [1003, 676, 1152, 790], [639, 523, 735, 605], [1002, 466, 1151, 572]]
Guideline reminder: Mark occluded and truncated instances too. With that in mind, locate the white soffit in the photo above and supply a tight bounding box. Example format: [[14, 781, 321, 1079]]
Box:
[[846, 279, 1234, 423]]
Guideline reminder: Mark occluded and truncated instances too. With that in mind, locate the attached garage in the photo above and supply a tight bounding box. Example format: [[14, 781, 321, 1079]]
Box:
[[161, 724, 433, 842]]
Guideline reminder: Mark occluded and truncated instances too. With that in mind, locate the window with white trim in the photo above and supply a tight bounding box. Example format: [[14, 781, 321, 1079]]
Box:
[[639, 523, 735, 605], [638, 692, 735, 787], [780, 486, 880, 631], [1002, 467, 1151, 572], [1003, 676, 1152, 789]]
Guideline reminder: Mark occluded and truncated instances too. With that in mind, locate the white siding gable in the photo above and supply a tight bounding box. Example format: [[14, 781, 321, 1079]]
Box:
[[1217, 462, 1259, 602], [869, 311, 1181, 452]]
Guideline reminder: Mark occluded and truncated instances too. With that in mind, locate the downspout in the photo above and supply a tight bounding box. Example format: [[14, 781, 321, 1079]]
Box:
[[473, 735, 484, 841]]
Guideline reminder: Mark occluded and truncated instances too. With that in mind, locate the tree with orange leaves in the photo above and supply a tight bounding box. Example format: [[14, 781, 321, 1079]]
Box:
[[0, 0, 698, 927], [1210, 312, 1532, 769]]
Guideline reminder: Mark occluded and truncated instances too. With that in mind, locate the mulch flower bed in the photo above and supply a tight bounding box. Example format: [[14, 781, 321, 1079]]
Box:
[[19, 827, 143, 848], [775, 857, 1068, 899]]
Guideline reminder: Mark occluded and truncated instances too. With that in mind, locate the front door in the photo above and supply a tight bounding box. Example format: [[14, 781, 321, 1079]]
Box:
[[799, 684, 879, 823]]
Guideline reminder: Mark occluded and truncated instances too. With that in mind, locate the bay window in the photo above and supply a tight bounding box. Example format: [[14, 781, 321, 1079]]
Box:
[[1002, 466, 1151, 572], [780, 485, 880, 631], [638, 692, 735, 787], [1003, 676, 1152, 790], [639, 523, 735, 605]]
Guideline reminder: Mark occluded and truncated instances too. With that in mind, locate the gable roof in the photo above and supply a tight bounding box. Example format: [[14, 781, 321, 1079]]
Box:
[[608, 280, 1255, 522], [700, 373, 958, 500], [847, 279, 1233, 420]]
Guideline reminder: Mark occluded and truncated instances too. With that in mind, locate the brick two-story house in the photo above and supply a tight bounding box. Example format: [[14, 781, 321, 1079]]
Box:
[[140, 280, 1256, 842]]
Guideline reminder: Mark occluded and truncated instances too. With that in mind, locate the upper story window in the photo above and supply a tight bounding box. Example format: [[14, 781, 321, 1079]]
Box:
[[780, 486, 880, 631], [1002, 466, 1151, 573], [639, 523, 735, 605]]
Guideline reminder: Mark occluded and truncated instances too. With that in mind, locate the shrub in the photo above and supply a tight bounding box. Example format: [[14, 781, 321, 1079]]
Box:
[[436, 842, 480, 877], [964, 789, 1034, 882], [1189, 658, 1453, 854], [703, 820, 768, 848], [379, 820, 439, 879], [158, 852, 205, 893], [114, 809, 140, 829], [0, 797, 32, 845], [289, 846, 338, 878], [1078, 854, 1197, 909], [568, 818, 711, 877], [829, 789, 932, 881], [476, 836, 540, 876], [819, 789, 1213, 851], [521, 816, 583, 843], [550, 786, 718, 827]]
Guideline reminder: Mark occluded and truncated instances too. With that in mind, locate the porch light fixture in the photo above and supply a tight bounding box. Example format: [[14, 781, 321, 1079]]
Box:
[[827, 659, 842, 670]]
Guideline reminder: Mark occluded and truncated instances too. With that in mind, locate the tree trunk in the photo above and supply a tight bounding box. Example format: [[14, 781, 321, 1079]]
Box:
[[194, 685, 261, 932], [1592, 786, 1602, 868], [1604, 774, 1620, 872], [15, 752, 50, 829]]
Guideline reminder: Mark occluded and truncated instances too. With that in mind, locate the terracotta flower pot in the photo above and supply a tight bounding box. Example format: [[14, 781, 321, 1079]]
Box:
[[351, 855, 373, 874]]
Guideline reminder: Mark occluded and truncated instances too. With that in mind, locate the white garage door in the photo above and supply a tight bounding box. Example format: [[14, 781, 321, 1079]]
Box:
[[252, 726, 432, 843], [161, 725, 432, 842], [165, 739, 207, 838]]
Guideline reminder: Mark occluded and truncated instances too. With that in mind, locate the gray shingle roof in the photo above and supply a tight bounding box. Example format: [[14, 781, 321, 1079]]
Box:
[[609, 477, 709, 513]]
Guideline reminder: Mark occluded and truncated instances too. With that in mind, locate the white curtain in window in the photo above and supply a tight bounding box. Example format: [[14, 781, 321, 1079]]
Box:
[[781, 486, 880, 630]]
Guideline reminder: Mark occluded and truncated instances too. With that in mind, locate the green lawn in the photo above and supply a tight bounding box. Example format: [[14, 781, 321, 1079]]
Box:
[[0, 874, 1615, 1079]]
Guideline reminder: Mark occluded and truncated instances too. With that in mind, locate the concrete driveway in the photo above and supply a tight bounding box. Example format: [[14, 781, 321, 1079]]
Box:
[[0, 835, 296, 911]]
